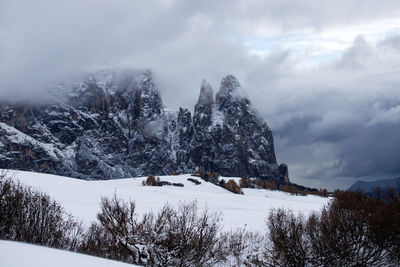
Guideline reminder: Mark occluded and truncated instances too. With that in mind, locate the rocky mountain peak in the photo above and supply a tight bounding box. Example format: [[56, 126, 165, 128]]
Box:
[[219, 74, 241, 93], [198, 79, 214, 105], [135, 70, 164, 120], [0, 69, 289, 184], [193, 79, 215, 130], [216, 74, 249, 112]]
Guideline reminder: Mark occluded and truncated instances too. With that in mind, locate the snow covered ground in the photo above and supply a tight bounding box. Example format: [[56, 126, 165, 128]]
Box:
[[0, 240, 138, 267], [4, 170, 330, 232]]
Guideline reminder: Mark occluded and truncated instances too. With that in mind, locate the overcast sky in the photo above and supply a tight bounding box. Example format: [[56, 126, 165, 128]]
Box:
[[1, 0, 400, 189]]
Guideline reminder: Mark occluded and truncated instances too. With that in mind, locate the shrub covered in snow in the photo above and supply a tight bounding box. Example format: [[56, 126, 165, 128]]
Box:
[[81, 196, 227, 266], [0, 172, 82, 251]]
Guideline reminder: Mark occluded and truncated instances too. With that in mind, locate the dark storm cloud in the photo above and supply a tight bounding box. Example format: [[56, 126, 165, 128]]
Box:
[[1, 0, 400, 189], [264, 35, 400, 189]]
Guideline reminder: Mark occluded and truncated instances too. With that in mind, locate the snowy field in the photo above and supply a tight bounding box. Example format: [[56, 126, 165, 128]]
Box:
[[4, 170, 329, 232], [0, 240, 139, 267]]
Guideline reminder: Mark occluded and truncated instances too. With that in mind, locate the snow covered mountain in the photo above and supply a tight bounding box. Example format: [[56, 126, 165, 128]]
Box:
[[0, 69, 289, 183]]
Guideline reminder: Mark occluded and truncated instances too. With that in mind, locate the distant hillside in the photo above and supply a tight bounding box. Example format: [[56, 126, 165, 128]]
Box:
[[348, 177, 400, 193]]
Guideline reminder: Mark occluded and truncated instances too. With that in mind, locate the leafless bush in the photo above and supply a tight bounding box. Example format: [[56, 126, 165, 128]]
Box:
[[322, 189, 400, 266], [240, 177, 277, 191], [224, 179, 243, 194], [197, 170, 220, 184], [187, 178, 201, 185], [142, 175, 159, 186], [266, 189, 400, 267], [280, 184, 307, 196], [0, 172, 83, 251], [305, 205, 387, 266], [81, 196, 228, 266], [141, 202, 227, 266], [80, 194, 143, 263], [226, 228, 267, 266], [267, 209, 308, 266]]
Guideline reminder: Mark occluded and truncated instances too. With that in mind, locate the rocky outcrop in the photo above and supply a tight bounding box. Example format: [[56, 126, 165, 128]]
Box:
[[191, 75, 280, 181], [0, 69, 288, 183]]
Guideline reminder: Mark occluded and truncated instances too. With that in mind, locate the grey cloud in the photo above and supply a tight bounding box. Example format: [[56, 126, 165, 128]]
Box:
[[1, 1, 400, 189], [262, 36, 400, 189], [335, 36, 373, 69]]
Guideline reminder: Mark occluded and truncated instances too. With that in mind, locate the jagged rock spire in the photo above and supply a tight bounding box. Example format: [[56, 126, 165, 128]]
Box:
[[219, 74, 240, 93], [197, 79, 214, 105], [135, 70, 164, 120], [193, 78, 214, 129], [216, 74, 248, 110]]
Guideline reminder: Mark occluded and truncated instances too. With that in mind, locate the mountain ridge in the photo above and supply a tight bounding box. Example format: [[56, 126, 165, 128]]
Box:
[[0, 69, 289, 184], [348, 177, 400, 193]]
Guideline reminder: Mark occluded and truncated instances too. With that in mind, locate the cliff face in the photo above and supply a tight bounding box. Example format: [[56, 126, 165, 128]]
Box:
[[0, 69, 289, 183]]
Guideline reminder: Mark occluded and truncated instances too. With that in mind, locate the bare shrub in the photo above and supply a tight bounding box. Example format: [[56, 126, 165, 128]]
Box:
[[308, 188, 329, 198], [81, 196, 228, 266], [209, 172, 220, 184], [314, 189, 400, 266], [198, 170, 206, 179], [267, 209, 308, 266], [143, 175, 158, 186], [261, 180, 277, 190], [305, 205, 387, 266], [281, 184, 307, 196], [239, 177, 253, 188], [224, 179, 243, 194], [239, 177, 277, 190], [197, 170, 220, 184], [187, 178, 201, 185], [266, 189, 400, 267], [140, 202, 227, 266], [0, 172, 82, 251], [80, 194, 144, 264], [226, 228, 267, 266]]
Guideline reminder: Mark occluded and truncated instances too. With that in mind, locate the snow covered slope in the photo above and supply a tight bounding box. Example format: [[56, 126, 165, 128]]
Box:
[[6, 170, 329, 232], [0, 240, 138, 267]]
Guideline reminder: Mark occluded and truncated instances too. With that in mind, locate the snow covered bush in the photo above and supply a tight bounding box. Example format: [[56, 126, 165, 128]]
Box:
[[80, 194, 144, 264], [0, 172, 82, 251], [226, 228, 267, 266], [139, 201, 227, 266], [81, 196, 228, 266]]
